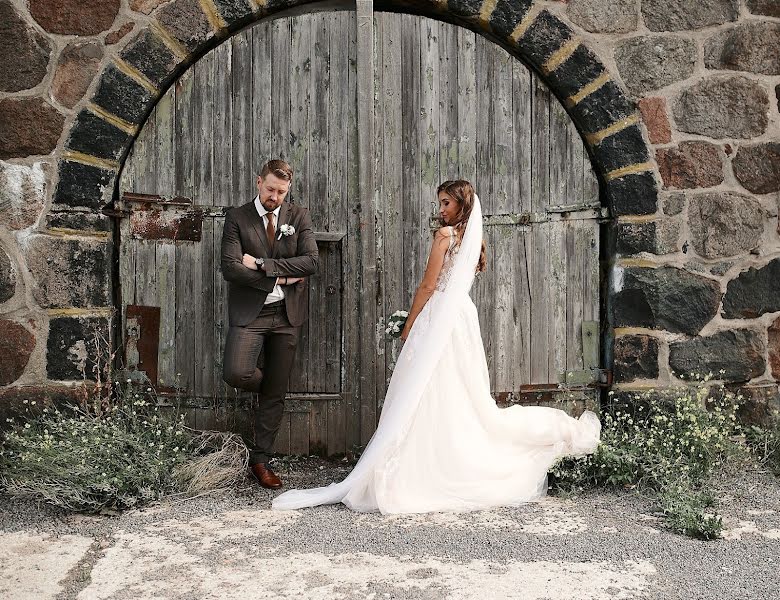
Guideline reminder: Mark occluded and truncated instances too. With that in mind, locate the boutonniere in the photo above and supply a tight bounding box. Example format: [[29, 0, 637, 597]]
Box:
[[277, 224, 295, 240]]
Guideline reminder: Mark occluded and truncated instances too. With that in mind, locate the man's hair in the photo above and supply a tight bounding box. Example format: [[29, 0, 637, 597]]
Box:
[[260, 159, 293, 181]]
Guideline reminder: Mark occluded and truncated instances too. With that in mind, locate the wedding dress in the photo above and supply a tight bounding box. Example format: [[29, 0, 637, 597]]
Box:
[[272, 195, 601, 513]]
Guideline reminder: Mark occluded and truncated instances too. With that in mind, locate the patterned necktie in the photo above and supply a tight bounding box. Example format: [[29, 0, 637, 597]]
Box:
[[266, 212, 275, 248]]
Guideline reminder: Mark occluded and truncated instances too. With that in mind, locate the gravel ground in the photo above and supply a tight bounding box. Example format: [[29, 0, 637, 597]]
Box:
[[1, 457, 779, 600]]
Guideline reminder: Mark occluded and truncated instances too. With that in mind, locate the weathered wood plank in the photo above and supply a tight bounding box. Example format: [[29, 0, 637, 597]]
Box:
[[528, 223, 550, 384], [288, 14, 312, 395], [343, 10, 361, 453], [270, 17, 292, 164], [156, 243, 177, 392], [213, 217, 232, 400], [373, 11, 386, 409], [548, 219, 567, 384], [565, 221, 584, 375], [195, 216, 216, 400], [401, 12, 422, 319], [310, 15, 330, 405], [512, 228, 532, 389], [488, 40, 514, 392], [289, 14, 312, 210], [192, 53, 215, 206], [326, 11, 351, 457], [377, 12, 404, 398], [513, 58, 532, 214], [252, 20, 273, 182], [174, 66, 194, 200], [289, 412, 310, 455], [357, 0, 378, 446], [492, 44, 513, 214], [438, 21, 459, 181], [309, 399, 327, 456], [549, 95, 571, 209], [272, 412, 291, 455], [530, 76, 550, 215], [232, 30, 253, 204], [323, 244, 342, 393], [456, 27, 477, 182]]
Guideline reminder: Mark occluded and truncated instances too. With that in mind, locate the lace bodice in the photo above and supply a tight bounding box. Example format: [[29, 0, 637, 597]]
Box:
[[435, 228, 460, 292]]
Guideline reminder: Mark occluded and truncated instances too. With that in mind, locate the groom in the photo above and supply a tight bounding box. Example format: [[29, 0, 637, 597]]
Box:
[[220, 159, 318, 488]]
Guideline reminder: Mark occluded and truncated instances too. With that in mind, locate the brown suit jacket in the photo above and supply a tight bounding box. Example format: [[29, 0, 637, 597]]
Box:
[[220, 200, 319, 327]]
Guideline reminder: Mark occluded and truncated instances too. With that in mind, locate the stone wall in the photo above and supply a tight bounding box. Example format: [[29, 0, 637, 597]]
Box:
[[0, 0, 778, 419], [572, 0, 780, 420]]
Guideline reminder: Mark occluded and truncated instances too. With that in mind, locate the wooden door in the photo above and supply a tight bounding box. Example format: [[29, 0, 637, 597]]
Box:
[[117, 10, 603, 457], [118, 13, 357, 456], [373, 14, 603, 413]]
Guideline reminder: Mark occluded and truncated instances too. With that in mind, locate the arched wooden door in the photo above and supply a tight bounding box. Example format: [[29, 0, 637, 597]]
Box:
[[117, 10, 602, 457]]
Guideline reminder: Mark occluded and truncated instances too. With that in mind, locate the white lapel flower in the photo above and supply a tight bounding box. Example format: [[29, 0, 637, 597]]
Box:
[[277, 224, 295, 240]]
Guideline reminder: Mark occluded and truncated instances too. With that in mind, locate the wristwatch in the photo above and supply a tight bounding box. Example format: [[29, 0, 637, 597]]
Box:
[[254, 257, 264, 269]]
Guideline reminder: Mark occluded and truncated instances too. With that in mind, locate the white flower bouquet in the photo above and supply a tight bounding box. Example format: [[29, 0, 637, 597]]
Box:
[[384, 310, 408, 339]]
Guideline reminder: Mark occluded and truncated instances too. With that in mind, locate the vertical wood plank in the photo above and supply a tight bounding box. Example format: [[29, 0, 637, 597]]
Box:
[[456, 27, 477, 183], [272, 412, 291, 455], [474, 36, 494, 214], [327, 12, 352, 456], [566, 220, 585, 374], [548, 221, 567, 384], [310, 15, 330, 420], [289, 14, 312, 210], [529, 76, 551, 384], [489, 41, 515, 392], [357, 0, 378, 445], [530, 77, 550, 215], [344, 10, 361, 453], [377, 12, 404, 401], [213, 217, 232, 402], [232, 30, 254, 204], [309, 400, 327, 456], [401, 13, 421, 315], [270, 18, 292, 164], [512, 228, 532, 389], [174, 67, 194, 199], [471, 35, 492, 367], [419, 18, 440, 213], [528, 222, 550, 384], [252, 21, 273, 180], [513, 59, 532, 214], [438, 22, 459, 181], [288, 15, 312, 400], [290, 411, 310, 455]]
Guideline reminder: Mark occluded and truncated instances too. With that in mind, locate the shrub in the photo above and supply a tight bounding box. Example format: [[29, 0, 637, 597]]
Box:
[[0, 379, 248, 513], [744, 411, 780, 477], [549, 379, 744, 539]]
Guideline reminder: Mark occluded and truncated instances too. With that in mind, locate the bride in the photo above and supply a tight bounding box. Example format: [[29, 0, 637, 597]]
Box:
[[272, 180, 601, 513]]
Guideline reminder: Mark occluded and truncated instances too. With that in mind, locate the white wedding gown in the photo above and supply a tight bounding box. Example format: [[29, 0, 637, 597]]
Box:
[[272, 195, 601, 514]]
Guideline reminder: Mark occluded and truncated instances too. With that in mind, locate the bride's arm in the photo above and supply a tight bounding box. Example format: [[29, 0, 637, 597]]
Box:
[[400, 227, 452, 341]]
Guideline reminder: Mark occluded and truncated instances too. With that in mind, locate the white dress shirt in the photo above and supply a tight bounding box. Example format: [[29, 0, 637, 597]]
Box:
[[254, 196, 285, 304]]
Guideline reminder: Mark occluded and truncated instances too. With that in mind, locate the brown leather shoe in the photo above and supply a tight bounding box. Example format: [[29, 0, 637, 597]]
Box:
[[249, 463, 283, 489]]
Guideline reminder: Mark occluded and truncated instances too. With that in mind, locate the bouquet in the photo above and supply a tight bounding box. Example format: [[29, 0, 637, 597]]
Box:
[[385, 310, 408, 339]]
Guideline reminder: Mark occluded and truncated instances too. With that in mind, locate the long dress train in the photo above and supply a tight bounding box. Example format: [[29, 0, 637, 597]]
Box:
[[272, 195, 600, 514]]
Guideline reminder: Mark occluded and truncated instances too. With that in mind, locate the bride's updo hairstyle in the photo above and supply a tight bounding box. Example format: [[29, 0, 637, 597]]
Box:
[[436, 179, 487, 273]]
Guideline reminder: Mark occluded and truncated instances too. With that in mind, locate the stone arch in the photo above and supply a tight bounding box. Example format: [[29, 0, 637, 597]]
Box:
[[52, 0, 657, 221]]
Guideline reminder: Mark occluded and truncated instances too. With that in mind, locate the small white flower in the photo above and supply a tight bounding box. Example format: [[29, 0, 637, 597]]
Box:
[[278, 224, 295, 239]]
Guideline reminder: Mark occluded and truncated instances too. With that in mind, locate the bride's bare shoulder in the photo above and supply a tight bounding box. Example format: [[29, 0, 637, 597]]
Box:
[[434, 226, 454, 239]]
